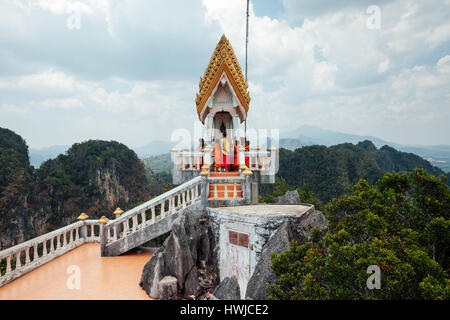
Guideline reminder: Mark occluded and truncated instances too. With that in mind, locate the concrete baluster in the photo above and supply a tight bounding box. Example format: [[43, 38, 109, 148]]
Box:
[[56, 234, 61, 250], [124, 219, 129, 235], [33, 244, 38, 262], [113, 225, 118, 241], [15, 251, 21, 270], [6, 256, 11, 274], [50, 237, 54, 253], [141, 211, 146, 226], [25, 247, 30, 265], [132, 215, 138, 232], [43, 240, 48, 256], [151, 207, 155, 222]]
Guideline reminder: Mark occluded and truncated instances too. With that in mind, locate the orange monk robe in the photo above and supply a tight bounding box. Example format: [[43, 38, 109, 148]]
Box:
[[233, 145, 239, 166], [221, 137, 231, 166], [214, 143, 222, 167], [245, 143, 250, 167]]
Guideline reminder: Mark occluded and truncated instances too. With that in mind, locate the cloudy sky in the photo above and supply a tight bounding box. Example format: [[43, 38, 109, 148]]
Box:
[[0, 0, 449, 149]]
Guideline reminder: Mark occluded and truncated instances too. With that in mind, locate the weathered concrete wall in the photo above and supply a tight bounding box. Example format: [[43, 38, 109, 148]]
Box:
[[206, 204, 315, 297], [207, 198, 250, 208]]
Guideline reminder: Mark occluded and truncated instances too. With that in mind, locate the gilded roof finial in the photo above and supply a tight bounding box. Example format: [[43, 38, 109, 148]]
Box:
[[196, 35, 250, 122]]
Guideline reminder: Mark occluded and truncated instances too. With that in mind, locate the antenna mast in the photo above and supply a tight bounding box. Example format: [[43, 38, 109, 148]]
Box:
[[245, 0, 249, 81], [244, 0, 249, 144]]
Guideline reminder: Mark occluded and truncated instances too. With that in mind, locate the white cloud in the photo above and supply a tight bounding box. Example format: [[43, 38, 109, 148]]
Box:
[[0, 104, 32, 114], [0, 69, 89, 92], [378, 60, 390, 73], [0, 0, 449, 147], [33, 0, 93, 15]]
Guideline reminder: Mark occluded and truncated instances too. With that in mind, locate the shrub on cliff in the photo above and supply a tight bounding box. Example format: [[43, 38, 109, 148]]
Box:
[[36, 140, 152, 224], [268, 169, 449, 300]]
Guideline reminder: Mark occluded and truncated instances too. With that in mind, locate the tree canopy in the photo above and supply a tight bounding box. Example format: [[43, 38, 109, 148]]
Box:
[[268, 169, 449, 300]]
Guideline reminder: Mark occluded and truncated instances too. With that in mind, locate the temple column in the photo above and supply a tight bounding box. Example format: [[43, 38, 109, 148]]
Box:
[[205, 114, 214, 145], [232, 114, 240, 143]]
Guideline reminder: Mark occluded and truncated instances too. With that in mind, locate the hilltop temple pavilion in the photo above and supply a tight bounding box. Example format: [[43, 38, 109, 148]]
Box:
[[171, 35, 277, 203]]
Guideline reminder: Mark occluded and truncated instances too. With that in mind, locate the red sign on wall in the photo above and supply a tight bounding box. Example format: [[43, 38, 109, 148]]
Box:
[[229, 231, 249, 248]]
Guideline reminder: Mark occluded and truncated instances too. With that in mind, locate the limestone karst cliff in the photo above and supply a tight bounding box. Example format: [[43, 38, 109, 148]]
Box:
[[0, 127, 152, 249]]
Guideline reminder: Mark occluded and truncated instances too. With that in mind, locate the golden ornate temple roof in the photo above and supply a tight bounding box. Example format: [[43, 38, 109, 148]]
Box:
[[196, 35, 250, 121]]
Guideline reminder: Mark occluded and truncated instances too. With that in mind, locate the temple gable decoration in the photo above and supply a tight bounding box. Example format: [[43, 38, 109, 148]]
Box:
[[196, 34, 250, 124]]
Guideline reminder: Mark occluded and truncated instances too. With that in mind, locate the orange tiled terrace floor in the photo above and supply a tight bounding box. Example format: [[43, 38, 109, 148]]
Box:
[[0, 243, 154, 300]]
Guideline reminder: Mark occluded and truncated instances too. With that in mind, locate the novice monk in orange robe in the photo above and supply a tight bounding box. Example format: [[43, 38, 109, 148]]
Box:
[[233, 141, 239, 168], [214, 141, 222, 171], [220, 132, 231, 171]]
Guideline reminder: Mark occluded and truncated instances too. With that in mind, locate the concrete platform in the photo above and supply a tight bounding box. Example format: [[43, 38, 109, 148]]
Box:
[[212, 204, 315, 217], [0, 243, 154, 300], [206, 203, 317, 297]]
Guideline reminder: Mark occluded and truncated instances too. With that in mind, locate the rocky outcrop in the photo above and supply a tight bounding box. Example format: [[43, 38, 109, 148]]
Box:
[[270, 190, 301, 205], [211, 276, 241, 300], [158, 276, 178, 300], [139, 210, 218, 299], [0, 134, 152, 250], [245, 210, 328, 300]]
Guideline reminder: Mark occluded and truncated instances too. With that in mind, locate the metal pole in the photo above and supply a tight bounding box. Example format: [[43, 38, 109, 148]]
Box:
[[245, 0, 249, 82], [244, 0, 249, 144]]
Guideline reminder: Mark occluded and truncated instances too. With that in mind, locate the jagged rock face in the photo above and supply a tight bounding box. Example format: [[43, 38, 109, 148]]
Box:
[[211, 276, 241, 300], [270, 190, 301, 205], [0, 136, 152, 250], [139, 210, 218, 299], [93, 164, 130, 208], [245, 210, 328, 300]]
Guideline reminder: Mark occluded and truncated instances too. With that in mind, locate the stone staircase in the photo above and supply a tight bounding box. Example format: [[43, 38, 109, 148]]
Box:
[[0, 172, 253, 287], [101, 176, 206, 256]]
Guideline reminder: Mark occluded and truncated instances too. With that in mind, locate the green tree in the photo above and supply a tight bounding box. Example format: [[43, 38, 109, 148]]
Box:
[[268, 169, 450, 300]]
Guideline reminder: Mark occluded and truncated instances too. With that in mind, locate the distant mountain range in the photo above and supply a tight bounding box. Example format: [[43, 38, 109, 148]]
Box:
[[28, 125, 450, 172], [267, 140, 447, 202], [133, 140, 176, 159], [29, 140, 176, 168], [280, 125, 450, 173], [29, 145, 69, 168]]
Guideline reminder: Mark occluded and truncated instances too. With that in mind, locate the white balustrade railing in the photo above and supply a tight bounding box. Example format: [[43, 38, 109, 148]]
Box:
[[246, 151, 271, 171], [174, 151, 205, 170], [173, 149, 276, 174], [0, 219, 100, 287], [103, 176, 204, 246]]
